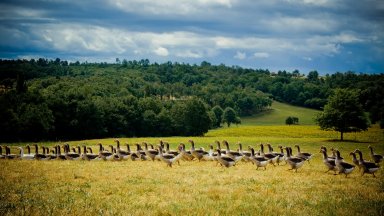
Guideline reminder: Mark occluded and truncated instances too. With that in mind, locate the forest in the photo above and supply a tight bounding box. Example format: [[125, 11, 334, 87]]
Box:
[[0, 58, 383, 141]]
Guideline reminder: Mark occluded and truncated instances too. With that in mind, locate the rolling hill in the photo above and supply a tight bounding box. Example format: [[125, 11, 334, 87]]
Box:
[[241, 101, 320, 125]]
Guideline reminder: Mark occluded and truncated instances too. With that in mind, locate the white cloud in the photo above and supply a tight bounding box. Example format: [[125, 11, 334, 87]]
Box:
[[110, 0, 233, 16], [154, 47, 169, 56], [234, 51, 246, 60], [253, 52, 270, 58]]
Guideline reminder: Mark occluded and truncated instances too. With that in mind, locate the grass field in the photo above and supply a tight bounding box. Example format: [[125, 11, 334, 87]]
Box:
[[1, 103, 384, 215]]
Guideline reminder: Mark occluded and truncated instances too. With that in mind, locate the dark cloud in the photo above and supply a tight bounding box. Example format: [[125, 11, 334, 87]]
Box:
[[0, 0, 382, 73]]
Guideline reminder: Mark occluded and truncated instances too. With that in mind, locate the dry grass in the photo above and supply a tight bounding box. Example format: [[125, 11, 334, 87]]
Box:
[[1, 125, 384, 215]]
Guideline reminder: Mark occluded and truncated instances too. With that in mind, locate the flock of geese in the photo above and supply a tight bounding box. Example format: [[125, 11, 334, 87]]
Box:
[[0, 140, 382, 177]]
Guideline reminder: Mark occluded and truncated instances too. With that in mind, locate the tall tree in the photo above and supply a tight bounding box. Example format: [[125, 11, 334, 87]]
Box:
[[222, 107, 239, 127], [315, 89, 370, 141], [211, 105, 223, 128]]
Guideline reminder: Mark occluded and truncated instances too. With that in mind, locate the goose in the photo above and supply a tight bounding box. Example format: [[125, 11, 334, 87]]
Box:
[[274, 145, 286, 165], [320, 149, 337, 174], [122, 144, 139, 161], [0, 146, 6, 159], [215, 140, 226, 154], [33, 144, 49, 160], [259, 143, 278, 166], [179, 143, 194, 161], [349, 152, 360, 169], [266, 144, 284, 165], [320, 146, 337, 161], [330, 147, 343, 161], [110, 145, 121, 161], [189, 140, 208, 162], [64, 144, 81, 160], [334, 150, 355, 177], [294, 145, 313, 163], [56, 145, 67, 160], [250, 148, 270, 170], [355, 149, 380, 177], [97, 143, 114, 161], [114, 140, 130, 160], [143, 142, 159, 161], [82, 146, 100, 161], [165, 142, 179, 156], [223, 140, 243, 162], [201, 144, 216, 161], [17, 146, 34, 160], [25, 145, 35, 157], [278, 145, 287, 164], [238, 142, 252, 162], [368, 145, 383, 164], [158, 145, 183, 167], [5, 146, 19, 159], [134, 143, 148, 160], [285, 147, 306, 172], [216, 149, 236, 168]]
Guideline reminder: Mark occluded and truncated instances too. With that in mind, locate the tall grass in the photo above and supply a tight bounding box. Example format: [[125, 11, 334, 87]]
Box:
[[1, 124, 383, 215]]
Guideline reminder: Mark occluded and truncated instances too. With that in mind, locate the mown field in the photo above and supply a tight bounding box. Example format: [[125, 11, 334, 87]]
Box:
[[1, 103, 384, 215]]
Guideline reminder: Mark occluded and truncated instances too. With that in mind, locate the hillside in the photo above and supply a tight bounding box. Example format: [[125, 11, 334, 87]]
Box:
[[241, 101, 320, 125]]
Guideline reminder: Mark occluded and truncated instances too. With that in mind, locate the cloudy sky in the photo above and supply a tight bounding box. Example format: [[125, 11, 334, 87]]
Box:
[[0, 0, 383, 74]]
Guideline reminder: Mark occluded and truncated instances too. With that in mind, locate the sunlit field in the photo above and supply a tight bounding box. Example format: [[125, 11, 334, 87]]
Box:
[[1, 124, 384, 215]]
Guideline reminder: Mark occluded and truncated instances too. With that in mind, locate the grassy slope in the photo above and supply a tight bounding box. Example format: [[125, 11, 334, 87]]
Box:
[[241, 101, 320, 125], [1, 104, 384, 215]]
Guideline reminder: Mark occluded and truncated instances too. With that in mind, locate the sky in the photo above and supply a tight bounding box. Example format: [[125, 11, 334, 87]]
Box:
[[0, 0, 383, 74]]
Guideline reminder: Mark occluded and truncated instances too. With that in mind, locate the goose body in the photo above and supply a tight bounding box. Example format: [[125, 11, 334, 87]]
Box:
[[5, 146, 19, 159], [180, 143, 194, 161], [368, 146, 383, 164], [223, 140, 243, 162], [250, 148, 269, 170], [64, 144, 81, 160], [18, 147, 34, 160], [0, 146, 6, 159], [355, 149, 380, 177], [260, 143, 278, 165], [285, 147, 305, 172], [238, 142, 252, 162], [295, 145, 313, 162], [115, 140, 131, 160], [320, 149, 337, 174], [97, 143, 114, 161], [216, 149, 236, 168], [82, 146, 100, 161], [267, 144, 284, 165], [143, 142, 159, 161], [33, 144, 49, 160], [335, 150, 355, 177], [158, 146, 183, 167], [190, 140, 208, 161]]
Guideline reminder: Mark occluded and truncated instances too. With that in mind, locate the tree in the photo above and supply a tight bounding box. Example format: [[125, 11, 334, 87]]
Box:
[[222, 107, 239, 127], [286, 116, 299, 125], [315, 89, 370, 141], [307, 70, 319, 83], [211, 105, 223, 128], [286, 116, 294, 125]]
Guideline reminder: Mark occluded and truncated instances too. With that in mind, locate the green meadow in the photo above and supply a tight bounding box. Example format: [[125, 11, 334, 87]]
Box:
[[1, 102, 384, 215]]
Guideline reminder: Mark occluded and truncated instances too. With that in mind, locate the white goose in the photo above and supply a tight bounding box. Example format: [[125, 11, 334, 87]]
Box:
[[18, 146, 34, 160]]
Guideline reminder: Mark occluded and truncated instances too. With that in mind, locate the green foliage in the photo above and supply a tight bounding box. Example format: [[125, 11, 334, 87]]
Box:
[[285, 116, 299, 125], [211, 105, 223, 128], [315, 89, 371, 140], [0, 59, 383, 141], [222, 107, 239, 127]]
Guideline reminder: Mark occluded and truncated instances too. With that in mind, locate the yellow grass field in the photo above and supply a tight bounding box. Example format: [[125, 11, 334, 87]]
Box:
[[1, 125, 384, 215]]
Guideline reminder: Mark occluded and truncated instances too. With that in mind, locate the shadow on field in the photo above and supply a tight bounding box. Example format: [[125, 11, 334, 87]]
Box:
[[326, 139, 374, 144]]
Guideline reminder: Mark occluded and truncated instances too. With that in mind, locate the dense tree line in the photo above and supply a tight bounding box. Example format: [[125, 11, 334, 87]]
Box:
[[0, 58, 383, 141]]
